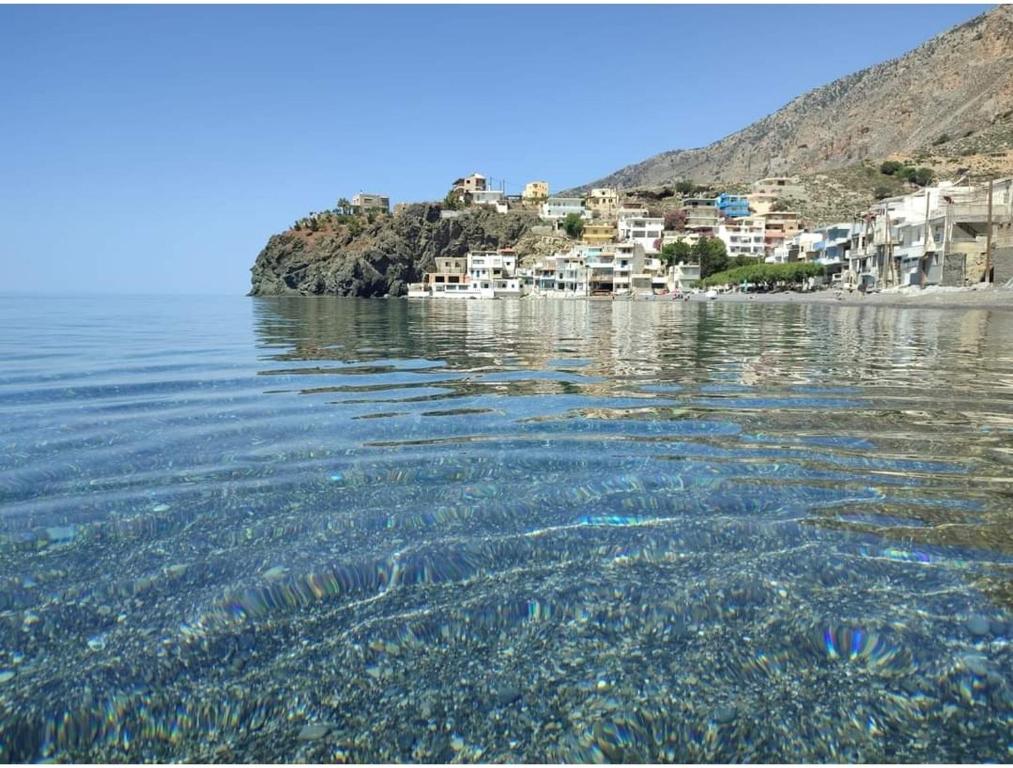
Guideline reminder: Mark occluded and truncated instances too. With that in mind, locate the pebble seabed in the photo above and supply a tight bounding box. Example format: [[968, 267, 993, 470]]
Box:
[[0, 296, 1011, 762]]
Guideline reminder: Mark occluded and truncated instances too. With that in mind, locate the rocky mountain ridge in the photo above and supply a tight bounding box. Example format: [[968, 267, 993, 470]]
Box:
[[576, 5, 1013, 190]]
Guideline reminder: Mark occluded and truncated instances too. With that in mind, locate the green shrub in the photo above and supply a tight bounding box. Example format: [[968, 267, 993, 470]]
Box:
[[880, 160, 903, 175], [701, 261, 824, 288], [563, 213, 585, 239]]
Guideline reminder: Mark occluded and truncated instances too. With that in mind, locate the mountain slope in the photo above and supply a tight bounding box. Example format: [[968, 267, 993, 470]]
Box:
[[579, 5, 1013, 189]]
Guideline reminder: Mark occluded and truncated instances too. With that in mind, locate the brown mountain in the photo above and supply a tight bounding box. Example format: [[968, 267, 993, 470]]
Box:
[[577, 5, 1013, 190]]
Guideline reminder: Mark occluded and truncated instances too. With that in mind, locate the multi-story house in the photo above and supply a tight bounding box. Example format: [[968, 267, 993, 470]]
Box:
[[522, 180, 550, 201], [682, 198, 721, 234], [715, 193, 750, 219], [582, 221, 617, 244], [717, 216, 766, 260], [762, 211, 802, 253], [617, 212, 663, 253], [586, 187, 620, 219]]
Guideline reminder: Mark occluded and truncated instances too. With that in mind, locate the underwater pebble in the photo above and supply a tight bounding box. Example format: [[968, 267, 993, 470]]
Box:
[[297, 724, 330, 741], [263, 566, 288, 582], [152, 504, 171, 513], [0, 670, 14, 684], [713, 706, 738, 724], [45, 525, 76, 544], [965, 615, 990, 637], [492, 684, 522, 707]]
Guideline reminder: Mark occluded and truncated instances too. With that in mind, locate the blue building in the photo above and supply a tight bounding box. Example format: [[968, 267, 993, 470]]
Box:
[[716, 193, 750, 219]]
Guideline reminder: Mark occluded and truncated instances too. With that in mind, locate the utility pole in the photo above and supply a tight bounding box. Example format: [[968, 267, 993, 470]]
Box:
[[922, 187, 931, 288], [985, 177, 994, 285]]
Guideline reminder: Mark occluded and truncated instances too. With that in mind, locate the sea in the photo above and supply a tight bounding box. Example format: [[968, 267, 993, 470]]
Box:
[[0, 294, 1011, 762]]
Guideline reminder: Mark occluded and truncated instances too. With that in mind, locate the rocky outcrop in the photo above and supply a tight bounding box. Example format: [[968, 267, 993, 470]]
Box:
[[249, 205, 540, 297], [574, 6, 1013, 190]]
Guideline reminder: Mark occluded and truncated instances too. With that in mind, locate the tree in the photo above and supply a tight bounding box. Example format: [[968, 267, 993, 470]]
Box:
[[563, 213, 585, 239], [664, 209, 688, 232], [675, 180, 696, 196], [443, 192, 462, 211], [692, 237, 729, 278], [873, 185, 892, 200], [880, 161, 903, 176], [909, 167, 935, 187], [661, 240, 692, 266], [336, 197, 352, 215]]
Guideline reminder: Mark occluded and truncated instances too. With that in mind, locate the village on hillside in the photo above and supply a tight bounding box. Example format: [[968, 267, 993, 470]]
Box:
[[339, 169, 1013, 299]]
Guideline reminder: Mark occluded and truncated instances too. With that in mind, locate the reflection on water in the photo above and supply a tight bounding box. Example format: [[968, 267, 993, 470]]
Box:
[[0, 295, 1011, 762]]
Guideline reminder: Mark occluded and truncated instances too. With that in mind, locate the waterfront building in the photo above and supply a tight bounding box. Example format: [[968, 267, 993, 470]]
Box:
[[669, 262, 701, 291], [407, 249, 522, 298], [586, 187, 620, 219], [352, 193, 390, 213], [522, 180, 550, 201]]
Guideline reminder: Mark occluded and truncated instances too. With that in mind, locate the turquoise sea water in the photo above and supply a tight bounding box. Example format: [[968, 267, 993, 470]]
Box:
[[0, 295, 1011, 762]]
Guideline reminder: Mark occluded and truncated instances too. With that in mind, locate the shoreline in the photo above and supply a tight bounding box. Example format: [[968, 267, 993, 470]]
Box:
[[690, 286, 1013, 310]]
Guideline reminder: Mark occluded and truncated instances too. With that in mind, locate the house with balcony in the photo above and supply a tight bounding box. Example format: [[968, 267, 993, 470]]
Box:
[[716, 193, 750, 219], [617, 212, 663, 254], [761, 211, 802, 253], [717, 216, 766, 260], [582, 221, 617, 245], [682, 198, 721, 234]]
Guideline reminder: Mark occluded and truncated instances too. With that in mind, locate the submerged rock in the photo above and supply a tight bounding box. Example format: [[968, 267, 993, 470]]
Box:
[[297, 724, 331, 741]]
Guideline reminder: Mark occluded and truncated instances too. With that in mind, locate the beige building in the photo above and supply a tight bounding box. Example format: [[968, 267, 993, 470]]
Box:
[[522, 180, 550, 201], [586, 187, 620, 219], [582, 221, 617, 244]]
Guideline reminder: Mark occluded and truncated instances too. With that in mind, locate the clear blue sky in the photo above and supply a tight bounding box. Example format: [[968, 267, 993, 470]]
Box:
[[0, 4, 990, 295]]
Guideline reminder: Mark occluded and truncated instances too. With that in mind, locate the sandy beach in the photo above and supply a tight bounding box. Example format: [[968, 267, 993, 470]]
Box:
[[686, 285, 1013, 310]]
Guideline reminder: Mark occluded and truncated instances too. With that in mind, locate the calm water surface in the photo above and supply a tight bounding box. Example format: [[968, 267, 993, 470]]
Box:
[[1, 295, 1011, 762]]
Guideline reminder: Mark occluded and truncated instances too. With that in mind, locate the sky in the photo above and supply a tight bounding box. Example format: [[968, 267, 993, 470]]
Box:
[[0, 4, 991, 295]]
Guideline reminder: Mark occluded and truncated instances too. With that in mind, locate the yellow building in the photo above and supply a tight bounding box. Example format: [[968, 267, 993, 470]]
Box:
[[522, 180, 550, 201], [582, 222, 617, 244]]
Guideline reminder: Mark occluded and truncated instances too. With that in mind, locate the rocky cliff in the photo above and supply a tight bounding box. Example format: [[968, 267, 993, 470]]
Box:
[[249, 205, 541, 297], [576, 5, 1013, 190]]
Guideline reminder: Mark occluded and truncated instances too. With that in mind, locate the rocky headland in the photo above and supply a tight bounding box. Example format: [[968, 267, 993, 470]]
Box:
[[250, 205, 543, 298]]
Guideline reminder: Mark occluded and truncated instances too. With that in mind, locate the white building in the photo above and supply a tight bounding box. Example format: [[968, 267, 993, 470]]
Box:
[[617, 212, 664, 254], [669, 262, 701, 291], [540, 197, 591, 222], [717, 217, 766, 260]]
